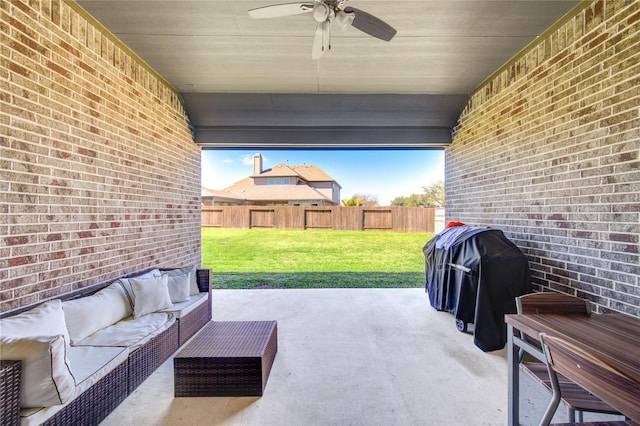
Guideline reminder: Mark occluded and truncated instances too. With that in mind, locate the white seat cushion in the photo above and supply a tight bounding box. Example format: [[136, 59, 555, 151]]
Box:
[[159, 292, 207, 319], [66, 345, 129, 386], [73, 313, 174, 350]]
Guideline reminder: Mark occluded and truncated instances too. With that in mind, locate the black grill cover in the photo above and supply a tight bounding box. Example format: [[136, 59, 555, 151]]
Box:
[[423, 226, 532, 351]]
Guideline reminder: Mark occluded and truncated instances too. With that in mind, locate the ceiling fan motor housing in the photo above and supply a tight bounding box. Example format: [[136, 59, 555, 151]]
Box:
[[248, 0, 397, 59]]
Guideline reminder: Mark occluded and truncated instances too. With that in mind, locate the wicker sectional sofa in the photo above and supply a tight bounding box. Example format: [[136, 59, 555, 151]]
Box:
[[0, 267, 212, 426]]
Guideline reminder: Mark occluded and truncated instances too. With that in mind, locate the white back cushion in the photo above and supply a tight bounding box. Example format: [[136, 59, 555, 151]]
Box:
[[0, 335, 76, 408], [62, 283, 132, 344], [0, 299, 70, 346]]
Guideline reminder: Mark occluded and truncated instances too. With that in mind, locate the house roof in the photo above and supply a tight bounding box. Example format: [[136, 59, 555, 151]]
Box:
[[255, 164, 300, 178], [254, 163, 339, 186], [290, 164, 338, 185], [201, 187, 245, 202], [237, 184, 332, 202], [213, 161, 338, 203], [221, 178, 333, 203]]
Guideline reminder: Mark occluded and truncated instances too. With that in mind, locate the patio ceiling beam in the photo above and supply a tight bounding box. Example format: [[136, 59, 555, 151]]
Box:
[[193, 126, 452, 148]]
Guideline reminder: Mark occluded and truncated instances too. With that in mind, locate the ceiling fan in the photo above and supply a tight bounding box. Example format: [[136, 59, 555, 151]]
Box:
[[248, 1, 397, 59]]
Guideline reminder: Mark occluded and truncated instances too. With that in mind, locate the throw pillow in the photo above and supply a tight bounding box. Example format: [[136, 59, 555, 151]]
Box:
[[0, 334, 76, 408], [117, 268, 162, 307], [0, 299, 71, 347], [129, 274, 173, 318], [166, 272, 191, 303], [166, 266, 200, 295]]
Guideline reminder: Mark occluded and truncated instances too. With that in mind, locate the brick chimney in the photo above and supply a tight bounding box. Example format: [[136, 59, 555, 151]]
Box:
[[253, 153, 262, 175]]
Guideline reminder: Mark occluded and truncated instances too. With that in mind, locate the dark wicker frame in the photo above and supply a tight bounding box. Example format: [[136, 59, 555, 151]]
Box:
[[174, 321, 278, 397], [178, 301, 211, 346], [128, 320, 179, 393], [42, 361, 128, 426], [177, 269, 213, 346], [0, 267, 212, 425], [0, 361, 21, 426]]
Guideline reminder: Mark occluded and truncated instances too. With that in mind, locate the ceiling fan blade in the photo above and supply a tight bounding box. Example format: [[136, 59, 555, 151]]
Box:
[[311, 23, 324, 59], [343, 6, 397, 41], [248, 3, 314, 19]]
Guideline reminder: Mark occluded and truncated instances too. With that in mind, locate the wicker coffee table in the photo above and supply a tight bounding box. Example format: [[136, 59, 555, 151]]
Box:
[[174, 321, 277, 397]]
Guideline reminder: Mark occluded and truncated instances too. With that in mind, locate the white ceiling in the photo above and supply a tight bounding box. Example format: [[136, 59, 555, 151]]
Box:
[[76, 0, 581, 147]]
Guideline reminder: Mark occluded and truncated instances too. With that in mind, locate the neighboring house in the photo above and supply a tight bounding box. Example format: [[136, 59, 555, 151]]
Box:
[[202, 154, 341, 206], [201, 187, 245, 206]]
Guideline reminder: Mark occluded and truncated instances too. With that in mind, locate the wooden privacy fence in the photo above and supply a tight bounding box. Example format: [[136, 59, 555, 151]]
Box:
[[202, 206, 440, 233]]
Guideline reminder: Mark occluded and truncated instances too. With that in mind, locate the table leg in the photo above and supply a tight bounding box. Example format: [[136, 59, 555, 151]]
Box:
[[508, 324, 519, 426]]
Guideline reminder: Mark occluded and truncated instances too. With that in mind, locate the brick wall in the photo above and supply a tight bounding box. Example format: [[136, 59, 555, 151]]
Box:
[[1, 0, 201, 312], [446, 0, 639, 315]]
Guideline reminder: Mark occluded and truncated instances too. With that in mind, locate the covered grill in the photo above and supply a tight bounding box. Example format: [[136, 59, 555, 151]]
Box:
[[423, 225, 532, 351]]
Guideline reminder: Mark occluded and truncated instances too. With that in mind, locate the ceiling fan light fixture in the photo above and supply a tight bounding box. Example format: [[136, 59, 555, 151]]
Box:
[[312, 3, 330, 22], [247, 1, 397, 57], [335, 10, 354, 31]]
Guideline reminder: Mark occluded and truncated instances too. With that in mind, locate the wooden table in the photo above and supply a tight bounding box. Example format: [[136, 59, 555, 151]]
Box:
[[174, 321, 278, 397], [505, 313, 640, 425]]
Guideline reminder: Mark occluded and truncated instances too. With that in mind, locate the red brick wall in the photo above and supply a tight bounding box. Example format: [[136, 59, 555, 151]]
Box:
[[1, 0, 201, 312], [447, 1, 639, 315]]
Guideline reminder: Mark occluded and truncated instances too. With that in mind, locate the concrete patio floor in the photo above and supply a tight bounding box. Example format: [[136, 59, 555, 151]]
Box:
[[101, 288, 624, 426]]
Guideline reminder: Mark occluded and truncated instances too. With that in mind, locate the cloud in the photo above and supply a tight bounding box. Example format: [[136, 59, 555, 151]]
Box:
[[241, 153, 270, 165]]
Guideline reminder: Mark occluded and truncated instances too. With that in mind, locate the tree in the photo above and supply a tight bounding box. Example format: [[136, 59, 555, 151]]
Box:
[[341, 196, 363, 206], [352, 193, 379, 206], [420, 180, 445, 207], [407, 193, 425, 207], [390, 196, 407, 206], [391, 193, 424, 207], [390, 180, 445, 207]]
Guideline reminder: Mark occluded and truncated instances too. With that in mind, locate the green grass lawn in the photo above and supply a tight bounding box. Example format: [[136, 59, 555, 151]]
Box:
[[202, 228, 434, 289]]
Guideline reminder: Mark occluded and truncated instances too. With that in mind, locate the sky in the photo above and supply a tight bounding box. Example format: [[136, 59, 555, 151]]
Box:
[[201, 149, 444, 206]]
